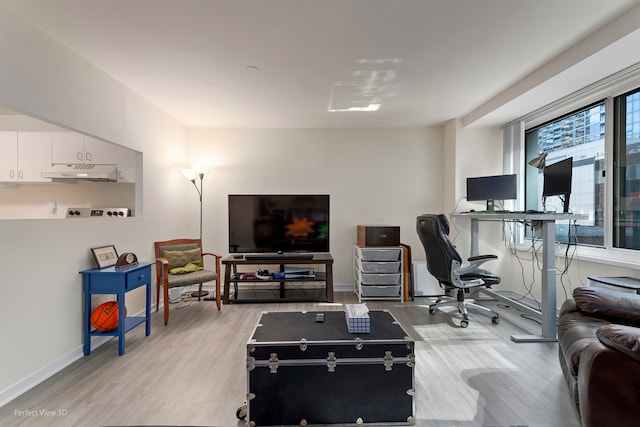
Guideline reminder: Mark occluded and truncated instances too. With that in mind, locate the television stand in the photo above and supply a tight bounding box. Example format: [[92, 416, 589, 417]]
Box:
[[243, 253, 315, 261], [222, 253, 333, 304]]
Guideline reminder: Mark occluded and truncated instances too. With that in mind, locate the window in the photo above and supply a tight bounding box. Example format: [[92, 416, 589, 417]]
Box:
[[511, 64, 640, 263], [614, 89, 640, 250], [524, 103, 605, 245]]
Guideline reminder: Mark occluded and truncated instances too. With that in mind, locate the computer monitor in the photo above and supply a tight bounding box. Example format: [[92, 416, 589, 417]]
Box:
[[543, 157, 573, 213], [466, 174, 517, 211]]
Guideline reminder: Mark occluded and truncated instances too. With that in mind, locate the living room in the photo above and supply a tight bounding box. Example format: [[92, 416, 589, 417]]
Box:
[[2, 1, 640, 426]]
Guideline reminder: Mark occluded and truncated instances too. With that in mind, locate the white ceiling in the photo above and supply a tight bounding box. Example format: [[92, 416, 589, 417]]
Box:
[[2, 0, 640, 129]]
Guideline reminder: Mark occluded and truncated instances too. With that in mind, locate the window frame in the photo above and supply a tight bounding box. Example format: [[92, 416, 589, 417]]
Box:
[[506, 63, 640, 270]]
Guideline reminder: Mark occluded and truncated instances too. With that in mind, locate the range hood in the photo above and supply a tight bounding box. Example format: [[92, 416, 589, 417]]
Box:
[[41, 164, 118, 182]]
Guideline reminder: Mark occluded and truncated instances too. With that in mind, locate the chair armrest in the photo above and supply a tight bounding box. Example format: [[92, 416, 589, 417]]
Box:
[[202, 252, 222, 260], [468, 254, 498, 262], [462, 254, 497, 271], [202, 252, 222, 277], [452, 254, 497, 278], [155, 257, 169, 283]]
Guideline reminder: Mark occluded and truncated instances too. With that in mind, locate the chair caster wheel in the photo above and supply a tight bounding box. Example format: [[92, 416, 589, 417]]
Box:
[[460, 319, 469, 328], [429, 308, 436, 315], [492, 316, 500, 324]]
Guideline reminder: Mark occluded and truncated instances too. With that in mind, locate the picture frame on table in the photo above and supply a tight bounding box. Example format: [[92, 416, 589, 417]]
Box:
[[91, 245, 118, 269]]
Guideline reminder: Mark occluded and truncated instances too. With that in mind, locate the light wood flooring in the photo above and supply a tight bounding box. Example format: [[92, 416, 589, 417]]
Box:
[[0, 292, 580, 427]]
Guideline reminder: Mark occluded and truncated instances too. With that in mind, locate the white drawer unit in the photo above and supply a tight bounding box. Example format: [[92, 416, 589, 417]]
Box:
[[353, 245, 404, 302]]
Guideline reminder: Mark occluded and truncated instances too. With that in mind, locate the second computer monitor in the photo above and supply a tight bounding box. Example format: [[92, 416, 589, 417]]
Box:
[[543, 157, 573, 213], [466, 174, 517, 211]]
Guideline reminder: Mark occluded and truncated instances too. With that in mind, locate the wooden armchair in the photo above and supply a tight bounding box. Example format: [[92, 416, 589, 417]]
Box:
[[154, 238, 221, 326]]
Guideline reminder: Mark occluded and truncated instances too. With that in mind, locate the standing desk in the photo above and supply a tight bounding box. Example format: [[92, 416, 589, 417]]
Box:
[[452, 212, 586, 342]]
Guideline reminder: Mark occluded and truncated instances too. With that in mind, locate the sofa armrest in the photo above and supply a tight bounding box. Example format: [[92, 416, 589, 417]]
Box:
[[559, 299, 579, 317], [577, 340, 640, 427], [573, 286, 640, 324], [596, 324, 640, 362]]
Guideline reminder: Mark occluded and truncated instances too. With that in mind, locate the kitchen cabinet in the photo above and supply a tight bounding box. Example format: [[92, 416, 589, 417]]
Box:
[[0, 131, 17, 181], [51, 132, 118, 165], [51, 132, 84, 163], [51, 133, 136, 183], [0, 131, 52, 182]]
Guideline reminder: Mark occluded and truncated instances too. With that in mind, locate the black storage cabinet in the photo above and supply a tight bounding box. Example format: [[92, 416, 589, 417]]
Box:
[[245, 310, 415, 426]]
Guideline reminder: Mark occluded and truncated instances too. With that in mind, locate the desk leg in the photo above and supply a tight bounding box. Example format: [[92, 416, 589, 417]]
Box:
[[83, 281, 91, 356], [117, 291, 126, 355], [511, 220, 557, 342], [470, 219, 479, 257]]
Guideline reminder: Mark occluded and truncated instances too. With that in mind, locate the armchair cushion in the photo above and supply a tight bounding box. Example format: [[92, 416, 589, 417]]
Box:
[[169, 262, 203, 275], [596, 324, 640, 363], [165, 269, 218, 288], [164, 248, 202, 270]]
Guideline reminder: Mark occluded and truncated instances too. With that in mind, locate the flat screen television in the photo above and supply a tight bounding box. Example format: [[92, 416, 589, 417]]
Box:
[[543, 157, 573, 213], [228, 194, 330, 253], [466, 174, 517, 211]]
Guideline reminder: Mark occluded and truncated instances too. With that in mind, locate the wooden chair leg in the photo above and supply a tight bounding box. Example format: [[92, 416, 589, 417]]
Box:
[[163, 284, 170, 326], [215, 277, 221, 311], [156, 281, 160, 312]]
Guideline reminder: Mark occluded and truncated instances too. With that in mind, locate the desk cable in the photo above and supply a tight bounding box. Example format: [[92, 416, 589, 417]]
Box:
[[503, 219, 543, 313], [447, 196, 468, 244]]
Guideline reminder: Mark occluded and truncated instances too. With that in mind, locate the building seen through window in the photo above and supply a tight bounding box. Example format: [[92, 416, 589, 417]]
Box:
[[614, 89, 640, 250], [525, 103, 605, 246]]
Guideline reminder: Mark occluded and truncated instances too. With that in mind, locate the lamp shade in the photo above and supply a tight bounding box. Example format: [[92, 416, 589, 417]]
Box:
[[182, 168, 197, 181], [528, 152, 548, 169]]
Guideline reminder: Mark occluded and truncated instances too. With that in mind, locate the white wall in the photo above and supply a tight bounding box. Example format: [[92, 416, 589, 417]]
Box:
[[0, 5, 194, 404], [187, 127, 445, 285]]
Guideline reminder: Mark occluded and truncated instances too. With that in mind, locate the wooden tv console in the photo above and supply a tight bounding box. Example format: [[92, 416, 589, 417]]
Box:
[[221, 253, 333, 304]]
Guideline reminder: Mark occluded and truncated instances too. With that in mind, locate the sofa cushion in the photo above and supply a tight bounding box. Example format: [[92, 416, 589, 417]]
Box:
[[573, 286, 640, 324], [596, 324, 640, 363]]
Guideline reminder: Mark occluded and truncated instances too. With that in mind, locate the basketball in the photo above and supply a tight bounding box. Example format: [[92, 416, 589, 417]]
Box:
[[91, 301, 126, 332]]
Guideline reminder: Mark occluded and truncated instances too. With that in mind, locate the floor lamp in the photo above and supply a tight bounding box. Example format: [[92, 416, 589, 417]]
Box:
[[182, 168, 208, 298]]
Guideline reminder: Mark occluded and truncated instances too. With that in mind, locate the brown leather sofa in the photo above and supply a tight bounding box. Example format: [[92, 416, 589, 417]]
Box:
[[558, 286, 640, 427]]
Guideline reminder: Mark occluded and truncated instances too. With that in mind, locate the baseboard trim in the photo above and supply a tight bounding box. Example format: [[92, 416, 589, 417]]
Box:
[[0, 305, 154, 408], [333, 283, 353, 293]]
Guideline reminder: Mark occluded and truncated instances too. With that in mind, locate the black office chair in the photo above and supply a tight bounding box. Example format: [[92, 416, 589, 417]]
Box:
[[416, 214, 500, 328]]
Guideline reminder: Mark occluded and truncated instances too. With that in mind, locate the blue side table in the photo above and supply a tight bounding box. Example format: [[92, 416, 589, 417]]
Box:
[[80, 262, 152, 356]]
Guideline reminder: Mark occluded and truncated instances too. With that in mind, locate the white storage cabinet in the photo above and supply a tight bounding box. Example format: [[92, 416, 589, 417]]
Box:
[[353, 245, 403, 302], [0, 131, 52, 182], [51, 132, 118, 165]]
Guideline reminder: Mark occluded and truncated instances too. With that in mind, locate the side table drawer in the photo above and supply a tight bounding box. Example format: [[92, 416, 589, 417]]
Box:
[[125, 266, 150, 290], [87, 274, 122, 293]]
